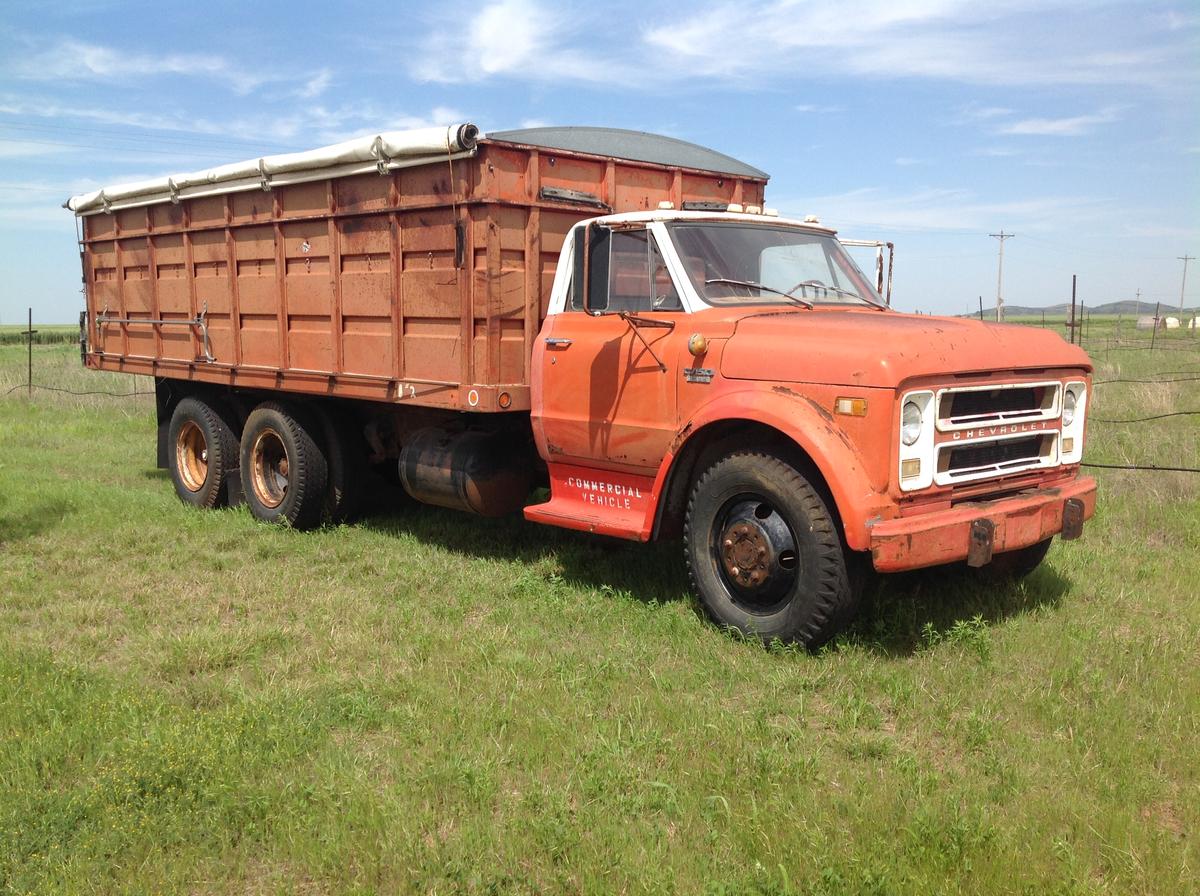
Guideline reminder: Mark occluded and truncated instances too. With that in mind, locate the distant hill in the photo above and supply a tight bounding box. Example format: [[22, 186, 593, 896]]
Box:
[[961, 301, 1199, 319]]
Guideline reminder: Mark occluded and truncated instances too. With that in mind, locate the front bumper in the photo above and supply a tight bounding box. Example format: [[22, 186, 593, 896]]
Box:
[[868, 476, 1097, 572]]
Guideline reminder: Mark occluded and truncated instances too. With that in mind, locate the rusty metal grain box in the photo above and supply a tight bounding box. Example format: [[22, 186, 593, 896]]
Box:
[[80, 127, 768, 412]]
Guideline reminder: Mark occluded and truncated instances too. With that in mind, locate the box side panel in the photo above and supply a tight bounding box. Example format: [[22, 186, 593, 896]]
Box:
[[80, 141, 767, 408]]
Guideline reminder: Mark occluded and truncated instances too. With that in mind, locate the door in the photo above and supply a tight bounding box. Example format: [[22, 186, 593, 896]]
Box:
[[536, 225, 685, 475]]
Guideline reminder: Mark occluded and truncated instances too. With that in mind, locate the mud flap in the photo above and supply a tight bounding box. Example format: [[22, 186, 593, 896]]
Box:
[[226, 468, 245, 507]]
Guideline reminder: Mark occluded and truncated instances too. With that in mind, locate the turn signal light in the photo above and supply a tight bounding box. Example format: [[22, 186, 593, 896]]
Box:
[[1062, 437, 1073, 455], [901, 458, 922, 480], [835, 397, 868, 417], [498, 391, 512, 409]]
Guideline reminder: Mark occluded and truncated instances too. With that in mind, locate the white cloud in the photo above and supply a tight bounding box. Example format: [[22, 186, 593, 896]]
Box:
[[795, 104, 844, 114], [958, 103, 1014, 121], [0, 139, 70, 158], [775, 185, 1112, 235], [15, 39, 264, 94], [409, 0, 623, 84], [10, 38, 335, 98], [998, 107, 1122, 136], [1, 97, 468, 149], [643, 1, 1195, 89], [296, 69, 332, 99]]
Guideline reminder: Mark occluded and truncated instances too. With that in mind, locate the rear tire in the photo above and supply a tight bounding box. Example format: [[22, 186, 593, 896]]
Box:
[[240, 401, 328, 529], [167, 397, 238, 509], [684, 451, 857, 648]]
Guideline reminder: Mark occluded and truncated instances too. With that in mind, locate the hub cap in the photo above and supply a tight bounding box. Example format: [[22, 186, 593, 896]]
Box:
[[714, 498, 799, 612], [250, 428, 289, 508], [176, 420, 208, 492]]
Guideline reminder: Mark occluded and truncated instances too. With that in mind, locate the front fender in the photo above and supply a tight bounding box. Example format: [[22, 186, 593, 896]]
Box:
[[652, 385, 892, 551]]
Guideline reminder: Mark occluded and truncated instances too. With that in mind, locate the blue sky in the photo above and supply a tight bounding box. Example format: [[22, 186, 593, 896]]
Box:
[[1, 0, 1197, 323]]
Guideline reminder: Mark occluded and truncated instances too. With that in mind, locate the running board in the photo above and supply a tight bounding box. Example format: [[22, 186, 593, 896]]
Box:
[[524, 463, 657, 541]]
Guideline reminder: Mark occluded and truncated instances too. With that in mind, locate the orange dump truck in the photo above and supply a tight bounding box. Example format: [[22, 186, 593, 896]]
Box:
[[70, 123, 1096, 646]]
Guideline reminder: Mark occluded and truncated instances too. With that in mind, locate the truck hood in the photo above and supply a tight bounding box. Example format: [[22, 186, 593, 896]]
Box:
[[719, 309, 1092, 389]]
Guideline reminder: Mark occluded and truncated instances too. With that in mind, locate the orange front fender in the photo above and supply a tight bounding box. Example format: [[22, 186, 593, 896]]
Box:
[[649, 386, 893, 551]]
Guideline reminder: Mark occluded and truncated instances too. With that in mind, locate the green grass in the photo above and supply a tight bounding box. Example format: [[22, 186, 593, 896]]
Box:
[[0, 324, 80, 346], [1, 324, 1197, 894]]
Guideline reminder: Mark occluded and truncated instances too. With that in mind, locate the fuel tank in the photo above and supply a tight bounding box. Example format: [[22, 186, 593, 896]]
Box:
[[399, 427, 532, 517]]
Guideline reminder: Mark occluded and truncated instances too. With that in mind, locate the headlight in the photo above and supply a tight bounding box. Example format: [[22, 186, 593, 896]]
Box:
[[901, 400, 923, 446], [1063, 389, 1077, 427]]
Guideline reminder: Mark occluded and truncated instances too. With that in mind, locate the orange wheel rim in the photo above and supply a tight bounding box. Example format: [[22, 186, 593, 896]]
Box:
[[250, 428, 289, 508], [176, 421, 209, 492]]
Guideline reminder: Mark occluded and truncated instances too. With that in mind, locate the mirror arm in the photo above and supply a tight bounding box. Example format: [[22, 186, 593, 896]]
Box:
[[619, 312, 669, 372]]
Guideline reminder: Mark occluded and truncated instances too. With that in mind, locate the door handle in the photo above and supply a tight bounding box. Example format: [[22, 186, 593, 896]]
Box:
[[544, 337, 573, 347]]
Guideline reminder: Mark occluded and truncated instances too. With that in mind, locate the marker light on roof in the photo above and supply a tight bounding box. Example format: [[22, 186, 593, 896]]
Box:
[[658, 201, 675, 210], [727, 203, 744, 213]]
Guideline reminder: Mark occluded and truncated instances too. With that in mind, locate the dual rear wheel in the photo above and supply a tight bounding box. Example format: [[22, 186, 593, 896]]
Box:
[[167, 396, 363, 529]]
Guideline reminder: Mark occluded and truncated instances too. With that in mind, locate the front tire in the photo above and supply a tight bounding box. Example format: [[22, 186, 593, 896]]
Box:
[[240, 402, 328, 529], [167, 397, 239, 509], [684, 452, 856, 648]]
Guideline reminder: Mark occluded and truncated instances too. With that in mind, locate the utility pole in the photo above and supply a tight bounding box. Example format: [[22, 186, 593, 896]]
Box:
[[989, 231, 1014, 322], [1179, 255, 1194, 316], [1134, 288, 1141, 317]]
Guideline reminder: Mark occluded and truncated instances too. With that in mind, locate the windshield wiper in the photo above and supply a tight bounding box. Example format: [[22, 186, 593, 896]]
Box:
[[785, 280, 888, 310], [705, 277, 813, 309]]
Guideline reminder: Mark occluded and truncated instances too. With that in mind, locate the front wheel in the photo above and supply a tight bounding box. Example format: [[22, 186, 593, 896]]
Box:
[[684, 452, 857, 648]]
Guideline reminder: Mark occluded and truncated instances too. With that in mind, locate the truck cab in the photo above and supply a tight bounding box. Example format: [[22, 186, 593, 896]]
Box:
[[527, 207, 1096, 645]]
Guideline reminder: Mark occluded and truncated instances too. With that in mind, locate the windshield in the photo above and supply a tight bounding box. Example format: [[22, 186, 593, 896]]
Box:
[[667, 222, 882, 308]]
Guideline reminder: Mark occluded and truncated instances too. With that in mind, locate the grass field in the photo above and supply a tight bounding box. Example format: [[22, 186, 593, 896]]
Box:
[[0, 318, 1196, 894]]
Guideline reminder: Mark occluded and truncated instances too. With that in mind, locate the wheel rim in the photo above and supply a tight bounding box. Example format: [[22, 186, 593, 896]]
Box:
[[712, 496, 800, 613], [176, 420, 209, 493], [250, 428, 289, 508]]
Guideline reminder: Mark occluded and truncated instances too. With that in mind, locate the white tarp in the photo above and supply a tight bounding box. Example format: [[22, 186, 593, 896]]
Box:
[[67, 123, 480, 215]]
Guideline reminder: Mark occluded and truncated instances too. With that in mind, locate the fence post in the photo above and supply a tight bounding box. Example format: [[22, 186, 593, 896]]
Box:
[[24, 308, 38, 398]]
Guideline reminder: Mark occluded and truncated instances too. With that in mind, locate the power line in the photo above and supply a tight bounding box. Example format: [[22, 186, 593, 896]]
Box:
[[1083, 462, 1200, 474], [1091, 410, 1200, 423]]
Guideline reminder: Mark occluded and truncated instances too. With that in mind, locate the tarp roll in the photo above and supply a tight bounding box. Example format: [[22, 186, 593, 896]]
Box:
[[67, 123, 481, 215]]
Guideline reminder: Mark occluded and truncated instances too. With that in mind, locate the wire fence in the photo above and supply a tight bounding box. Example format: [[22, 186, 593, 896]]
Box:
[[3, 313, 1197, 472]]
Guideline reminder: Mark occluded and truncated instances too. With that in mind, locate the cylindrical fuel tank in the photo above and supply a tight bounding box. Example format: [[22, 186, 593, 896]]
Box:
[[399, 427, 532, 517]]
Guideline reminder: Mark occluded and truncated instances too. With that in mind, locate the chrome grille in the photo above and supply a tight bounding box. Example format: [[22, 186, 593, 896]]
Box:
[[937, 432, 1057, 485], [936, 381, 1060, 431]]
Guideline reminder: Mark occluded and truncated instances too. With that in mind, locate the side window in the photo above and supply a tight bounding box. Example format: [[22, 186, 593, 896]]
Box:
[[569, 225, 684, 312], [608, 230, 651, 312], [608, 229, 682, 312]]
